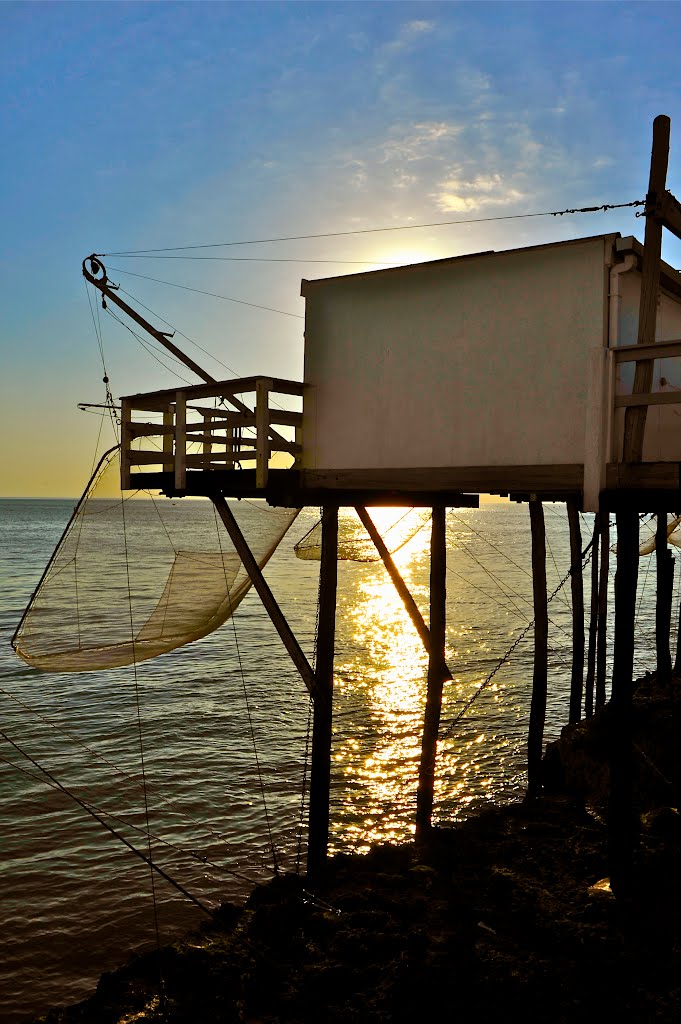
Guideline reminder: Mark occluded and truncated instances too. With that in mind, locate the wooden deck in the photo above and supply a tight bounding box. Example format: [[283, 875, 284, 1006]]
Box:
[[120, 374, 681, 511]]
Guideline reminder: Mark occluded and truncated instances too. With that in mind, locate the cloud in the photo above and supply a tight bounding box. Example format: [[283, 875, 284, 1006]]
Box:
[[375, 18, 436, 68], [403, 20, 435, 37], [434, 171, 526, 213], [378, 121, 463, 163]]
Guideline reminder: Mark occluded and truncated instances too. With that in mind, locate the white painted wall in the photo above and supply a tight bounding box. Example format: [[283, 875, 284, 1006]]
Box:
[[302, 236, 612, 473]]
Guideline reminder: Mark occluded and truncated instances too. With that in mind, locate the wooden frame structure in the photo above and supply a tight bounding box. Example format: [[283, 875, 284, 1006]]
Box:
[[81, 114, 681, 889]]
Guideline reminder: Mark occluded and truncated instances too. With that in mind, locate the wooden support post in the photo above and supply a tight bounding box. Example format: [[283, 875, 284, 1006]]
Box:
[[355, 506, 451, 680], [527, 499, 548, 798], [416, 506, 447, 837], [656, 512, 674, 685], [174, 391, 186, 492], [609, 509, 639, 897], [622, 115, 670, 462], [162, 407, 174, 473], [307, 506, 338, 880], [567, 500, 584, 724], [584, 513, 600, 718], [596, 515, 610, 709], [210, 496, 316, 697]]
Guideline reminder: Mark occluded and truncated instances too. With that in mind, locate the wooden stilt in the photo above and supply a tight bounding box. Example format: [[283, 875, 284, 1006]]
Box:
[[656, 512, 673, 685], [211, 496, 317, 697], [622, 115, 670, 462], [596, 515, 610, 709], [527, 499, 548, 798], [609, 509, 639, 897], [415, 506, 447, 837], [355, 505, 451, 680], [567, 500, 584, 724], [307, 506, 338, 880], [584, 513, 600, 718]]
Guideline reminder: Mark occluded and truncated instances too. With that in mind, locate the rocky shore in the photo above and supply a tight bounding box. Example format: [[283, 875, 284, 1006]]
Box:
[[31, 789, 681, 1024]]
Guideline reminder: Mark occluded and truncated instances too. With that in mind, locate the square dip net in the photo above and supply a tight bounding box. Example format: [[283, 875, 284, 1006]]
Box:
[[12, 448, 299, 672]]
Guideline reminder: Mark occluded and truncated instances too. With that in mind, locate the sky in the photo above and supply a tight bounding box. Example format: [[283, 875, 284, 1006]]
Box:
[[1, 0, 681, 497]]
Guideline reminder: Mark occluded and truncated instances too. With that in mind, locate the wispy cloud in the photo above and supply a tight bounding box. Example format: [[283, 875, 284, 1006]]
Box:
[[378, 121, 463, 163], [433, 171, 526, 213], [375, 18, 436, 68]]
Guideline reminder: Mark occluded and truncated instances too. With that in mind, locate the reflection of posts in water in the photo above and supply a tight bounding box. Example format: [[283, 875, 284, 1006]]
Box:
[[527, 499, 548, 798], [308, 506, 338, 879], [416, 505, 447, 837], [609, 509, 638, 897]]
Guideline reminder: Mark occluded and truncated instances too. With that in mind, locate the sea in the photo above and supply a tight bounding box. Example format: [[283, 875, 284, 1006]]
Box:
[[0, 497, 666, 1024]]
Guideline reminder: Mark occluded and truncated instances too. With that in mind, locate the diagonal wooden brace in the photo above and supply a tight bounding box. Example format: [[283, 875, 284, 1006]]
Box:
[[211, 495, 317, 699]]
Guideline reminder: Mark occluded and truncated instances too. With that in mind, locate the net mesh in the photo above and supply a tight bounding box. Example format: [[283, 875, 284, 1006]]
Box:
[[13, 448, 299, 672], [294, 507, 430, 562], [637, 515, 681, 555]]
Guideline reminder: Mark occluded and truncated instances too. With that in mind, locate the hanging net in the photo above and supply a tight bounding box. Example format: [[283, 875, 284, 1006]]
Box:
[[12, 447, 299, 672], [294, 507, 430, 562], [633, 514, 681, 556]]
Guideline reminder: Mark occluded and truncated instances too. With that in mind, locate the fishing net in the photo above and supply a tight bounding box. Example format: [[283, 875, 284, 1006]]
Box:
[[633, 515, 681, 555], [13, 447, 299, 672], [294, 507, 430, 562]]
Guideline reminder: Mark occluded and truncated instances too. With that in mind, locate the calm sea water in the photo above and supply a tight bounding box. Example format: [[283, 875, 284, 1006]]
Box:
[[0, 497, 665, 1023]]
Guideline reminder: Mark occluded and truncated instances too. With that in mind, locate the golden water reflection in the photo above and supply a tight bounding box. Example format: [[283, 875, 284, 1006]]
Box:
[[329, 507, 532, 854]]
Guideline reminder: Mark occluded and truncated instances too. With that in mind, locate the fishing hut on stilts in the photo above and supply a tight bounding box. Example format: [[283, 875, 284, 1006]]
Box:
[[14, 115, 681, 895]]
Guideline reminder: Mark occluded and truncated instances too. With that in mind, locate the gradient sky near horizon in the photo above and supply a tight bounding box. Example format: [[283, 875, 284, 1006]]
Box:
[[2, 1, 681, 496]]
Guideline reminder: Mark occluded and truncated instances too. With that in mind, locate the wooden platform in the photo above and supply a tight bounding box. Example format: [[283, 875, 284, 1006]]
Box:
[[128, 462, 681, 510]]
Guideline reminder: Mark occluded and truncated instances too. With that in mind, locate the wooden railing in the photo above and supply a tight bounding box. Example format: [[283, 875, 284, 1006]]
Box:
[[613, 338, 681, 410], [120, 376, 304, 492]]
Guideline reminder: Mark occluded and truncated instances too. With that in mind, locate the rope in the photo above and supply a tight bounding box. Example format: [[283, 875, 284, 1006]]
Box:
[[0, 749, 261, 888], [104, 306, 195, 385], [107, 267, 304, 320], [119, 485, 165, 998], [439, 535, 595, 740], [0, 683, 260, 880], [212, 503, 281, 876], [99, 199, 645, 255], [0, 729, 213, 916]]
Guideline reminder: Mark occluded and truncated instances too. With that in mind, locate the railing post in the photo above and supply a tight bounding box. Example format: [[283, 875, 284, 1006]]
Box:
[[226, 426, 234, 469], [202, 411, 211, 470], [256, 378, 271, 489], [120, 399, 132, 491], [174, 390, 186, 492]]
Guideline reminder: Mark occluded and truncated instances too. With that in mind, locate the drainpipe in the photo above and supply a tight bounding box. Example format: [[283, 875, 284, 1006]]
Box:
[[609, 253, 637, 347], [583, 251, 637, 512], [608, 254, 638, 464]]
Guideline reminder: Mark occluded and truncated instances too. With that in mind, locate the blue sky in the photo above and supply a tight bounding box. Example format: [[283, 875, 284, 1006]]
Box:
[[2, 0, 681, 495]]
